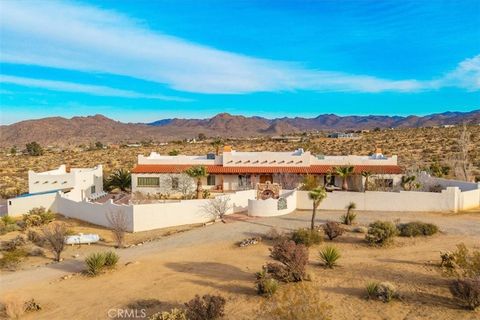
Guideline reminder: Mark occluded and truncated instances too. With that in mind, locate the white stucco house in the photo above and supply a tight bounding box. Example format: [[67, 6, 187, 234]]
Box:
[[131, 146, 403, 196], [7, 165, 103, 216]]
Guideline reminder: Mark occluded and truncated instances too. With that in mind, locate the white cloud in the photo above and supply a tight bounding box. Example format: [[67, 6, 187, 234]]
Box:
[[0, 1, 478, 94], [0, 75, 191, 101]]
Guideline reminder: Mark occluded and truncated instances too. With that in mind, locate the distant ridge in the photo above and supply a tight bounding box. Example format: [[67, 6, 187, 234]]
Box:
[[1, 110, 478, 147]]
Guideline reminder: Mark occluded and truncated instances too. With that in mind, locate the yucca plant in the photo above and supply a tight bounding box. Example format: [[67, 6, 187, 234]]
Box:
[[85, 252, 106, 276], [340, 202, 357, 225], [319, 246, 341, 268], [104, 251, 119, 267], [366, 281, 379, 299]]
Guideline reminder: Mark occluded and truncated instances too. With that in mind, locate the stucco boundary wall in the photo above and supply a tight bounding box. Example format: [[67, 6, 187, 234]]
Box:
[[248, 190, 297, 217], [132, 189, 256, 232], [7, 192, 58, 216], [296, 187, 480, 213]]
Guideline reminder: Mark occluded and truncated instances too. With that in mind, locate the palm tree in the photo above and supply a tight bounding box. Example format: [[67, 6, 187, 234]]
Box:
[[185, 166, 208, 199], [308, 187, 327, 230], [106, 169, 131, 192], [361, 171, 373, 192], [211, 138, 223, 156], [335, 166, 354, 191]]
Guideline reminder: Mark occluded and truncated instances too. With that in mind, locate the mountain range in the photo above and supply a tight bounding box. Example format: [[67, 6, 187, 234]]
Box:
[[1, 110, 479, 147]]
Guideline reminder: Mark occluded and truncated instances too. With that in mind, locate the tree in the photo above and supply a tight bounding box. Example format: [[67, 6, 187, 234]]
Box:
[[185, 166, 208, 199], [210, 138, 223, 156], [202, 196, 232, 221], [106, 209, 128, 248], [106, 169, 131, 192], [335, 166, 354, 191], [174, 173, 195, 199], [197, 133, 207, 141], [42, 222, 68, 262], [361, 171, 373, 191], [25, 141, 43, 156], [308, 187, 327, 230]]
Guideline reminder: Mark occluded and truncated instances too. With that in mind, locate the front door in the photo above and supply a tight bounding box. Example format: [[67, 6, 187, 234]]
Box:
[[259, 174, 273, 183]]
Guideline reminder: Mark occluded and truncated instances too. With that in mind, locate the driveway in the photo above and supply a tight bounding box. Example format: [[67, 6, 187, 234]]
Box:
[[1, 209, 479, 293]]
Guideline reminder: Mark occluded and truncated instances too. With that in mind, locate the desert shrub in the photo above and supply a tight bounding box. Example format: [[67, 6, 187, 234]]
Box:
[[24, 298, 42, 312], [365, 281, 379, 299], [267, 240, 309, 282], [365, 221, 398, 246], [256, 269, 279, 297], [1, 215, 15, 225], [291, 228, 322, 247], [27, 229, 45, 246], [0, 223, 21, 235], [150, 308, 187, 320], [264, 227, 285, 241], [1, 235, 26, 251], [299, 175, 319, 191], [0, 249, 27, 269], [319, 246, 341, 268], [22, 207, 55, 228], [322, 221, 344, 240], [397, 221, 438, 237], [441, 243, 480, 278], [365, 281, 398, 303], [184, 294, 226, 320], [352, 226, 368, 233], [257, 284, 332, 320], [23, 214, 42, 228], [104, 251, 120, 267], [450, 277, 480, 310], [85, 252, 106, 276]]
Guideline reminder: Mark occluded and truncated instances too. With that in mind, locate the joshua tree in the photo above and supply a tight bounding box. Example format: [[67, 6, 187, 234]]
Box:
[[106, 169, 131, 192], [185, 165, 208, 199], [361, 171, 373, 191], [335, 166, 354, 191], [211, 138, 224, 156], [308, 187, 327, 230], [342, 202, 357, 225]]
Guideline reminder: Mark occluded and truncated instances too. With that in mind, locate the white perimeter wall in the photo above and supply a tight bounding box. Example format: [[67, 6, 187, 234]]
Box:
[[7, 192, 58, 216], [459, 189, 480, 210], [248, 190, 297, 217], [132, 189, 255, 232]]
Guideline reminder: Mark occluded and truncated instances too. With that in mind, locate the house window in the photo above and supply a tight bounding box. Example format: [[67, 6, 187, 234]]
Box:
[[137, 177, 160, 187], [238, 175, 251, 188], [171, 177, 179, 190], [207, 175, 216, 186], [90, 186, 96, 194]]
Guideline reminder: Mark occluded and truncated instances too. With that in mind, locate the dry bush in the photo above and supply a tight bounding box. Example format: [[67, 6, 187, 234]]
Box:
[[257, 284, 332, 320], [450, 277, 480, 310], [184, 294, 225, 320], [322, 221, 344, 240], [201, 196, 231, 221], [441, 243, 480, 278], [106, 209, 129, 248], [41, 222, 68, 261], [267, 240, 309, 282]]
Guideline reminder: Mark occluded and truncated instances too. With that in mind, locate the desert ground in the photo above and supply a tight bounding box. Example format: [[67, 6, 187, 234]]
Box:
[[1, 126, 479, 199], [1, 209, 479, 319]]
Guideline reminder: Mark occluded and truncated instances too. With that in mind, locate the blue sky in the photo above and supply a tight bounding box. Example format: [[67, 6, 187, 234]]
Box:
[[0, 0, 479, 124]]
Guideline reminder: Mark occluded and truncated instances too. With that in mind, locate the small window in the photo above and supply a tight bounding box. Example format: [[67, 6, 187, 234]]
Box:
[[8, 201, 12, 205], [137, 177, 160, 187], [90, 186, 96, 194], [171, 177, 179, 190], [207, 175, 216, 186]]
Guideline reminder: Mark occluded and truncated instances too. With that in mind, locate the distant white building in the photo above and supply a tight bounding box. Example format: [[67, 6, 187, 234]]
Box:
[[131, 147, 402, 195], [7, 165, 103, 216]]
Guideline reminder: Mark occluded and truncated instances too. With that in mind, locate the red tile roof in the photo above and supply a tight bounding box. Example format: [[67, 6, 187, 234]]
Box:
[[131, 164, 402, 174]]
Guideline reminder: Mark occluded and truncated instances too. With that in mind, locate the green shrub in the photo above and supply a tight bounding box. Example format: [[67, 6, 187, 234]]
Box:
[[365, 281, 398, 302], [0, 249, 27, 269], [104, 251, 119, 267], [450, 277, 480, 310], [0, 223, 21, 235], [184, 294, 226, 320], [366, 281, 379, 299], [397, 221, 438, 237], [319, 246, 341, 268], [291, 228, 322, 247], [85, 252, 106, 276], [150, 308, 187, 320], [256, 270, 279, 297], [23, 214, 42, 227], [23, 207, 55, 227], [322, 221, 344, 240], [441, 243, 480, 278], [1, 215, 15, 225], [365, 221, 398, 246]]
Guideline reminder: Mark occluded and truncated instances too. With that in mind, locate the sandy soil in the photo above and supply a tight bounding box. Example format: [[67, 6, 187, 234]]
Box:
[[1, 210, 480, 319]]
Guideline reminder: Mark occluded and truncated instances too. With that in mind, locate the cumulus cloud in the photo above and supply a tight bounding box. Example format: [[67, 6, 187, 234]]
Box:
[[0, 1, 478, 94], [0, 75, 191, 101]]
